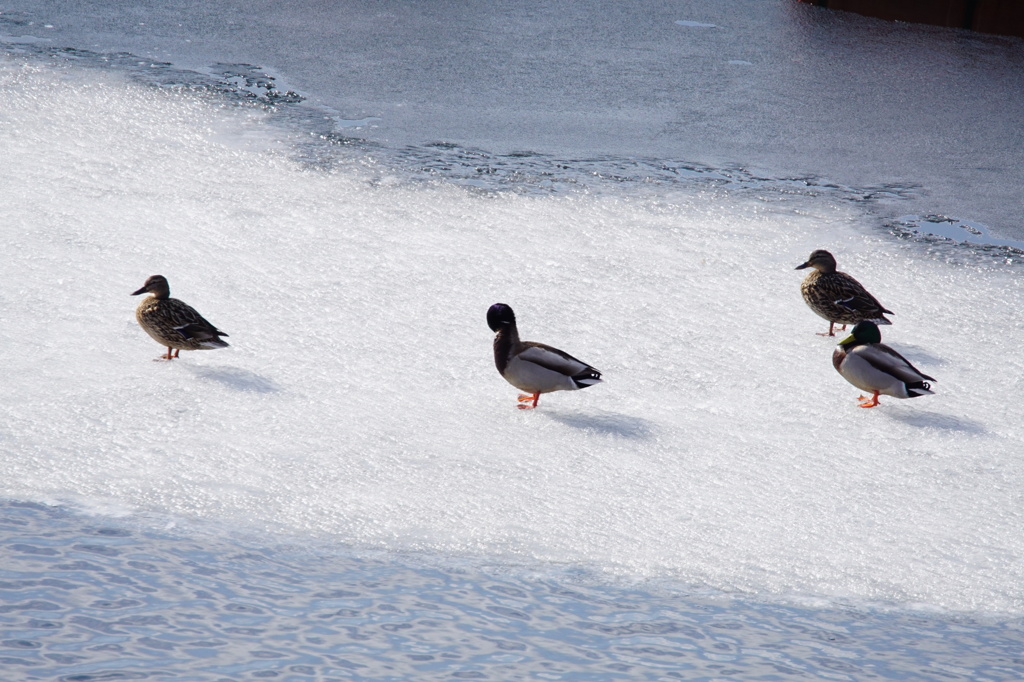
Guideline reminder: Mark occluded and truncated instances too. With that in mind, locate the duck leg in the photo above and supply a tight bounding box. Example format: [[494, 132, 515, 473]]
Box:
[[517, 393, 540, 410], [857, 391, 880, 408], [817, 321, 837, 337]]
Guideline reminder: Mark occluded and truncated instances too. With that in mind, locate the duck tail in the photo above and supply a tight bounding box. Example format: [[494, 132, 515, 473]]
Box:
[[871, 315, 893, 326], [906, 381, 934, 397], [571, 368, 603, 389]]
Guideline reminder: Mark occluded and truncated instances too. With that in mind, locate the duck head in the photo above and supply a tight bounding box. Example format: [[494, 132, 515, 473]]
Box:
[[132, 274, 171, 299], [487, 303, 516, 332], [795, 249, 838, 274], [838, 320, 882, 348]]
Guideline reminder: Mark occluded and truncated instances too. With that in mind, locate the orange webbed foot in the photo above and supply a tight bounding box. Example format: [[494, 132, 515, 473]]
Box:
[[516, 393, 540, 409], [856, 392, 880, 408]]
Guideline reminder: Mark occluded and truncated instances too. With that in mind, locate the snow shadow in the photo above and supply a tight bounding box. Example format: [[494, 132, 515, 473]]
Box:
[[544, 410, 656, 440], [886, 410, 987, 434], [185, 365, 283, 393]]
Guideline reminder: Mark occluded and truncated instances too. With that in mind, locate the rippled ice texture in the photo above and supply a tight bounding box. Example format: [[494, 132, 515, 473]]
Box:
[[3, 502, 1024, 681]]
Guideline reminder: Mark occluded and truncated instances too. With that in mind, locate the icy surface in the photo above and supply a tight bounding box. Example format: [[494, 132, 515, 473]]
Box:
[[2, 2, 1024, 677], [0, 62, 1022, 624], [2, 0, 1023, 240]]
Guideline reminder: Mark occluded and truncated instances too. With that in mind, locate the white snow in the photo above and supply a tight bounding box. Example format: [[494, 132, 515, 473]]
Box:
[[1, 61, 1023, 616]]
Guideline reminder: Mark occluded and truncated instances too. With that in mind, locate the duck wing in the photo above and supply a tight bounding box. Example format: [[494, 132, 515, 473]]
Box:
[[167, 300, 229, 343], [856, 343, 935, 384], [830, 274, 893, 317], [519, 342, 601, 384]]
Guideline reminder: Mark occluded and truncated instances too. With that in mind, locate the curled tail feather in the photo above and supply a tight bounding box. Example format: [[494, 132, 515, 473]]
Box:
[[571, 369, 602, 389], [907, 381, 933, 397]]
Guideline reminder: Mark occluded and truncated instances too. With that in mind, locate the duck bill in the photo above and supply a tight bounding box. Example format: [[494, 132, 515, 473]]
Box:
[[794, 262, 810, 270], [131, 286, 149, 296], [837, 331, 856, 345]]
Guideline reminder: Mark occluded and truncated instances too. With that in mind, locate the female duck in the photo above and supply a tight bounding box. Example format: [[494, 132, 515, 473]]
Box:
[[487, 303, 602, 409], [833, 320, 935, 408], [796, 249, 893, 336], [132, 275, 229, 360]]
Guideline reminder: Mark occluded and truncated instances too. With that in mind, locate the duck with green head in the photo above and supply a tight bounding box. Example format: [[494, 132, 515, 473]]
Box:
[[487, 303, 602, 410], [833, 320, 935, 408], [132, 275, 229, 360], [796, 249, 894, 336]]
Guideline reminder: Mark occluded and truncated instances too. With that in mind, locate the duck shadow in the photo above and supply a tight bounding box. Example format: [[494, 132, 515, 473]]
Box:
[[185, 365, 283, 394], [885, 409, 987, 434], [544, 410, 657, 440]]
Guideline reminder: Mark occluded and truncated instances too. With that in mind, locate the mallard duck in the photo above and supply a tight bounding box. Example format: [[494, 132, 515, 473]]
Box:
[[833, 321, 935, 408], [132, 275, 229, 360], [487, 303, 602, 409], [795, 249, 893, 336]]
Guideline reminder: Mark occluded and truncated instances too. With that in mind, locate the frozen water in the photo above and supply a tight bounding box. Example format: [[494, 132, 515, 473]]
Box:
[[1, 58, 1022, 617], [1, 1, 1024, 678], [2, 0, 1021, 241]]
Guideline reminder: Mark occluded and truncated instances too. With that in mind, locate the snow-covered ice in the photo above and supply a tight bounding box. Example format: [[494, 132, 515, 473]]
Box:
[[2, 1, 1024, 677], [1, 62, 1022, 617]]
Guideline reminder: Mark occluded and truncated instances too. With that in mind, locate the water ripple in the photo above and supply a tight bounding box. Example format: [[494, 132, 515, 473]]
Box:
[[0, 501, 1022, 680]]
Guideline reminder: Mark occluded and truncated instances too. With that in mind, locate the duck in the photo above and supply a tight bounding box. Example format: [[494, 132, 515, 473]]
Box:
[[132, 275, 229, 360], [795, 249, 893, 336], [487, 303, 602, 409], [833, 320, 935, 408]]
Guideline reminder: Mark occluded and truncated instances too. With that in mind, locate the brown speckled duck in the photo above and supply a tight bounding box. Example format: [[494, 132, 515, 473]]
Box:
[[132, 275, 229, 360], [487, 303, 602, 410], [795, 249, 893, 336], [833, 321, 935, 408]]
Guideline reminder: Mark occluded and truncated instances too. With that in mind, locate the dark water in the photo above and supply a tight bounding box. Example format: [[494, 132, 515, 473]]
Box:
[[2, 501, 1023, 681]]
